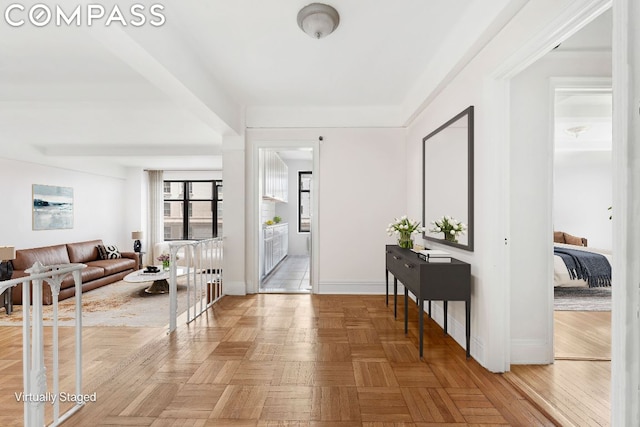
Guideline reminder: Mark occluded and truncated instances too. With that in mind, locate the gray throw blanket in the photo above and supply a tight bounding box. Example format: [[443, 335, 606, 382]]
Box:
[[554, 246, 612, 287]]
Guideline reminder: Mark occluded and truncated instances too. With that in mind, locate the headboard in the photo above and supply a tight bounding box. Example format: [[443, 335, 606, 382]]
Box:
[[554, 231, 587, 247]]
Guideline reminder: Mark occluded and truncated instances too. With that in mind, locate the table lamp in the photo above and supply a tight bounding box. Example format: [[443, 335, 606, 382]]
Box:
[[0, 246, 16, 280], [131, 231, 143, 253]]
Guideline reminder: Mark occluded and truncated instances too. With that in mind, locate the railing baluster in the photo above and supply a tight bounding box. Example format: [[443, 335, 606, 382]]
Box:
[[2, 261, 86, 426], [167, 237, 224, 333]]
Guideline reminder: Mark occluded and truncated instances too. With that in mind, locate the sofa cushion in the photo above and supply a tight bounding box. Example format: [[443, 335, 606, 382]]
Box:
[[13, 244, 71, 270], [60, 266, 105, 289], [86, 258, 136, 276], [66, 240, 103, 263], [97, 244, 122, 260]]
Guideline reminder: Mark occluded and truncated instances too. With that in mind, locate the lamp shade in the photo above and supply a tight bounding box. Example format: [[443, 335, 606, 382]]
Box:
[[0, 246, 16, 261], [131, 231, 144, 240], [297, 3, 340, 39]]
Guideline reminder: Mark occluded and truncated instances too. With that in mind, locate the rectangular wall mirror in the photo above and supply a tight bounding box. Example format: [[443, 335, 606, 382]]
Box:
[[422, 106, 474, 251]]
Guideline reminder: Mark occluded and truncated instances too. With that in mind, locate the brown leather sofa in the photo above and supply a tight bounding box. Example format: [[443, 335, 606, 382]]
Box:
[[10, 240, 138, 305]]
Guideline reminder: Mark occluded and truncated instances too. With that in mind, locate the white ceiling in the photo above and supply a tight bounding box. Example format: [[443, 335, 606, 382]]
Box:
[[553, 10, 612, 152], [0, 0, 573, 174]]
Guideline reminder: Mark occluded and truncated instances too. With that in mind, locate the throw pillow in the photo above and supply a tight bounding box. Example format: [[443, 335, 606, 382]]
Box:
[[97, 244, 122, 260]]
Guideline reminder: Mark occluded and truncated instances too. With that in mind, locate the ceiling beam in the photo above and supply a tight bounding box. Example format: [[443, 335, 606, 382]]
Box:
[[83, 20, 243, 136]]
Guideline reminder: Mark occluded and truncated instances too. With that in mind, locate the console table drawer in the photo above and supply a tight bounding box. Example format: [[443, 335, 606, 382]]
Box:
[[385, 250, 419, 290]]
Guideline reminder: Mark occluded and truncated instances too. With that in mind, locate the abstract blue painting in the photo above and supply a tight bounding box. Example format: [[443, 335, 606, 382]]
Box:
[[32, 184, 74, 230]]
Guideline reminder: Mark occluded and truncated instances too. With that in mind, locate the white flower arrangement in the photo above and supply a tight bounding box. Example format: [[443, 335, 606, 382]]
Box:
[[429, 215, 466, 242], [386, 215, 424, 237], [387, 215, 424, 249]]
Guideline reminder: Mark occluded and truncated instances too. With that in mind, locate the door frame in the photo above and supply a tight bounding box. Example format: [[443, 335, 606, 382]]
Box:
[[489, 0, 613, 372], [249, 140, 320, 294], [489, 0, 638, 421]]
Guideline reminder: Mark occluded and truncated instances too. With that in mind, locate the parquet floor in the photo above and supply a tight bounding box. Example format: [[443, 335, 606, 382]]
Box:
[[506, 311, 611, 426], [0, 294, 554, 426]]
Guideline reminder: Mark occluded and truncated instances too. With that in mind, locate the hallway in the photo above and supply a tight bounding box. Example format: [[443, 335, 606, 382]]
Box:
[[260, 255, 311, 293]]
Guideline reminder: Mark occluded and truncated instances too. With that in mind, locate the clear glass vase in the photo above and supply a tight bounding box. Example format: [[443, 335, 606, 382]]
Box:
[[444, 233, 458, 243], [398, 233, 414, 249], [162, 260, 170, 271]]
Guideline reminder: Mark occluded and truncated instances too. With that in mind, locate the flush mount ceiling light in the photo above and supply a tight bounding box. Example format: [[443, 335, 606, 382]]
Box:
[[297, 3, 340, 39], [564, 125, 591, 139]]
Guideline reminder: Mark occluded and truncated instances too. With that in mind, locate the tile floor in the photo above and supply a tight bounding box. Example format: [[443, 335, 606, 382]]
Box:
[[260, 255, 310, 293]]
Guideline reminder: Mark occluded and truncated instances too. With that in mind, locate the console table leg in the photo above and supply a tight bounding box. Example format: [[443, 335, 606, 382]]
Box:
[[419, 298, 424, 359], [443, 301, 448, 336], [465, 299, 471, 359], [404, 288, 408, 334], [394, 277, 398, 318], [385, 269, 389, 306], [428, 300, 431, 318]]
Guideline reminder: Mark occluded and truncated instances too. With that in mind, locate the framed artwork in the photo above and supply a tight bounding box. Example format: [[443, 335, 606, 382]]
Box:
[[32, 184, 74, 230]]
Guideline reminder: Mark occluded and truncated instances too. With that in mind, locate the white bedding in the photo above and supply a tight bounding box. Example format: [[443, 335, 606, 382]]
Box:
[[553, 242, 612, 287]]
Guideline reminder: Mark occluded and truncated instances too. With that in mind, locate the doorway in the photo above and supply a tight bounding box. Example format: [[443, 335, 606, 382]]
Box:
[[551, 80, 612, 362], [503, 4, 616, 425], [254, 144, 318, 294]]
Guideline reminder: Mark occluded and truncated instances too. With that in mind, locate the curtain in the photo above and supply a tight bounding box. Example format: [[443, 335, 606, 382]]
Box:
[[148, 170, 164, 259]]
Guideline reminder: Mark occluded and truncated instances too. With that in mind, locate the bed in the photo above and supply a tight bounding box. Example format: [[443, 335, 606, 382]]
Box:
[[553, 232, 612, 288]]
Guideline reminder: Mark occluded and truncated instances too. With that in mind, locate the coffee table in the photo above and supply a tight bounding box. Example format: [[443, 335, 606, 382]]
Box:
[[124, 267, 189, 294]]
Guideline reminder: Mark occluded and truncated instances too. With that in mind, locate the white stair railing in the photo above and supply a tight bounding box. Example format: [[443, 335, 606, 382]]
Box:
[[167, 237, 224, 333], [1, 261, 86, 427]]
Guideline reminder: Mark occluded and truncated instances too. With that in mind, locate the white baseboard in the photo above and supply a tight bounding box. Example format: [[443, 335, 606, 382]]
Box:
[[510, 339, 553, 364]]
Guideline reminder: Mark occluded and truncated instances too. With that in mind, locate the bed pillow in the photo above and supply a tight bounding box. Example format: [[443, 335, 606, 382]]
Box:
[[564, 234, 584, 246], [97, 244, 122, 260], [553, 231, 565, 244]]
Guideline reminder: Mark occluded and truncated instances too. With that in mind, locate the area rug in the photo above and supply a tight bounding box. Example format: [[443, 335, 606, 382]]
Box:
[[554, 287, 611, 311], [0, 277, 207, 327]]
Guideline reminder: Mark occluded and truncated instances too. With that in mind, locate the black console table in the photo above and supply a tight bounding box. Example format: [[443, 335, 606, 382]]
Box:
[[385, 245, 471, 358]]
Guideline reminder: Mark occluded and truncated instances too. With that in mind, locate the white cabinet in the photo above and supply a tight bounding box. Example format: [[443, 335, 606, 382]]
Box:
[[263, 223, 288, 277], [262, 151, 288, 202]]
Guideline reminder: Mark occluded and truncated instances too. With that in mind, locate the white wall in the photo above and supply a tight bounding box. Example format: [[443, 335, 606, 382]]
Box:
[[222, 136, 246, 295], [276, 158, 313, 256], [0, 157, 129, 251], [246, 127, 406, 294], [554, 151, 612, 249]]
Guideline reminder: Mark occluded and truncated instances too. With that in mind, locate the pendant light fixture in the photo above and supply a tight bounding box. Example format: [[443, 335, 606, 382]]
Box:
[[297, 3, 340, 39]]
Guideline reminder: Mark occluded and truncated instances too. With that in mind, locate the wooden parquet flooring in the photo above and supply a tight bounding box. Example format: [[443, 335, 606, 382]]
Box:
[[0, 294, 554, 426], [505, 311, 611, 426]]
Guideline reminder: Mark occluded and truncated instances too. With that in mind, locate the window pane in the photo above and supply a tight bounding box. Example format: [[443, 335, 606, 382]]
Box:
[[166, 182, 183, 199], [162, 180, 221, 240], [188, 201, 213, 239], [300, 192, 311, 232], [217, 201, 223, 237], [164, 201, 183, 240], [300, 173, 311, 191], [192, 182, 212, 199]]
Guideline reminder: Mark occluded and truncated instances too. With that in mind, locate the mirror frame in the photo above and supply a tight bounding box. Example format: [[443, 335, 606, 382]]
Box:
[[422, 106, 474, 251]]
